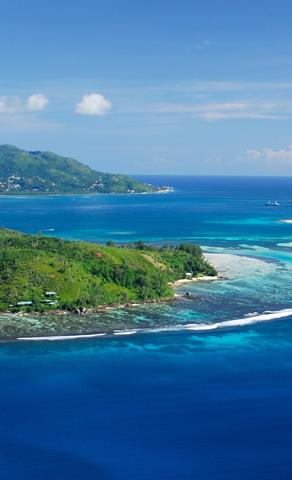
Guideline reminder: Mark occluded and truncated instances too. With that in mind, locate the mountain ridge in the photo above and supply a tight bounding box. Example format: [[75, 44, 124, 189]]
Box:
[[0, 144, 163, 194]]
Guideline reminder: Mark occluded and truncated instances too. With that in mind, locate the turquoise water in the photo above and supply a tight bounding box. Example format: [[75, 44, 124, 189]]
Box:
[[2, 176, 292, 246], [1, 176, 292, 478]]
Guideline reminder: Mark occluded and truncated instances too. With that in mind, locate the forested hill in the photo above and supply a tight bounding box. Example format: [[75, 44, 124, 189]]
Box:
[[0, 229, 217, 312], [0, 145, 161, 194]]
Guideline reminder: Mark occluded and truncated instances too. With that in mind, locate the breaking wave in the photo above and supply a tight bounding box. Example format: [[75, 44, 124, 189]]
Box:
[[16, 308, 292, 341]]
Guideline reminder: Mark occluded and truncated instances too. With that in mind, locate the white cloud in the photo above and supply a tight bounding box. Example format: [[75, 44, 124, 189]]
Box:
[[246, 146, 292, 162], [198, 102, 247, 112], [26, 94, 49, 111], [75, 93, 112, 116], [0, 97, 20, 114], [177, 81, 292, 93], [147, 101, 248, 115], [139, 100, 282, 121], [200, 112, 278, 121], [116, 80, 292, 122], [246, 149, 263, 160], [0, 94, 49, 114]]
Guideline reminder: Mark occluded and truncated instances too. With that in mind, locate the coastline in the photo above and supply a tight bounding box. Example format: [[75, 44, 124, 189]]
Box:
[[171, 274, 221, 288], [13, 307, 292, 342], [0, 188, 174, 197], [0, 273, 220, 342], [0, 272, 220, 320], [0, 250, 290, 342]]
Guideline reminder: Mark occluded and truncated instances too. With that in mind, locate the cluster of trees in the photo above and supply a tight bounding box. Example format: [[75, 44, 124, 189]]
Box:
[[0, 229, 217, 312]]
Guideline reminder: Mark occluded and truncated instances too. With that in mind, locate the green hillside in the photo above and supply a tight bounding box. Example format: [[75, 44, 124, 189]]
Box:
[[0, 229, 216, 312], [0, 145, 161, 194]]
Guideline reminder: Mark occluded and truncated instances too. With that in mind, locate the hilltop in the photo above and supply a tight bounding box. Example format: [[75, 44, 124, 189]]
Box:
[[0, 229, 216, 315], [0, 145, 165, 194]]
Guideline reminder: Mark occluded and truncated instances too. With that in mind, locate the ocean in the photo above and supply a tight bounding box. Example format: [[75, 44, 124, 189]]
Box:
[[0, 176, 292, 479]]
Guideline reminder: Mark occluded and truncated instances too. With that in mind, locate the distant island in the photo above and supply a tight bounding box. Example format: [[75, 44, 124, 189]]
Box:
[[0, 145, 172, 194], [0, 229, 217, 338]]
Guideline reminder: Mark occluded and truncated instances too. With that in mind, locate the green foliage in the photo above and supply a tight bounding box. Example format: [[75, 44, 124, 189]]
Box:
[[0, 144, 159, 194], [0, 229, 217, 311], [134, 240, 147, 250]]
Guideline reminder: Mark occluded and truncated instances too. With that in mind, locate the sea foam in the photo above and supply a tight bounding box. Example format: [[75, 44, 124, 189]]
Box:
[[183, 308, 292, 331], [17, 333, 107, 341], [16, 308, 292, 341]]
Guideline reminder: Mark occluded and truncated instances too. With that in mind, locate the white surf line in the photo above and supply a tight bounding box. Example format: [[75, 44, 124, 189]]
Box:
[[113, 330, 139, 335], [17, 333, 107, 341], [183, 308, 292, 331], [16, 308, 292, 341]]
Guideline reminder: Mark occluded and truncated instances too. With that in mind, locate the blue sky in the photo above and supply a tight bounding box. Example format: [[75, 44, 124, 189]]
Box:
[[1, 0, 292, 175]]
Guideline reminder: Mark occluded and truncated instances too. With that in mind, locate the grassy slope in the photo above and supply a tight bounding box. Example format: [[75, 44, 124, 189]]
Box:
[[0, 230, 216, 312], [0, 145, 157, 193]]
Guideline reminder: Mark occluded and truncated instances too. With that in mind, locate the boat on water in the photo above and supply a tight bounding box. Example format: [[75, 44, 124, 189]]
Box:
[[265, 200, 280, 207]]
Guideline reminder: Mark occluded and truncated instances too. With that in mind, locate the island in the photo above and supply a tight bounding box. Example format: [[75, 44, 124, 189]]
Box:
[[0, 144, 171, 194], [0, 229, 217, 339]]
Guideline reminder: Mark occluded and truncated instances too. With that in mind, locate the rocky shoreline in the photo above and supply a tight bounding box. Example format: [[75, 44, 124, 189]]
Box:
[[0, 273, 223, 341]]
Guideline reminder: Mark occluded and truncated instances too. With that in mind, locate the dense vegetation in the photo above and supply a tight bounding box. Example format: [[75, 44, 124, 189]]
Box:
[[0, 145, 160, 194], [0, 229, 216, 312]]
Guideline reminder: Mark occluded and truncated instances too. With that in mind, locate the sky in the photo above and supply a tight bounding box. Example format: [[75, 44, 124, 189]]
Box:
[[1, 0, 292, 175]]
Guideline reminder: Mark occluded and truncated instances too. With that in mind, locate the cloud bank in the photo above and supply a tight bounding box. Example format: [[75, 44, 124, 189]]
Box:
[[246, 146, 292, 162], [152, 100, 283, 121]]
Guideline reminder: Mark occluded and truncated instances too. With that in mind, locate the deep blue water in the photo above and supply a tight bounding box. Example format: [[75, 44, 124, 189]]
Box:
[[1, 176, 292, 479], [1, 175, 292, 247]]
